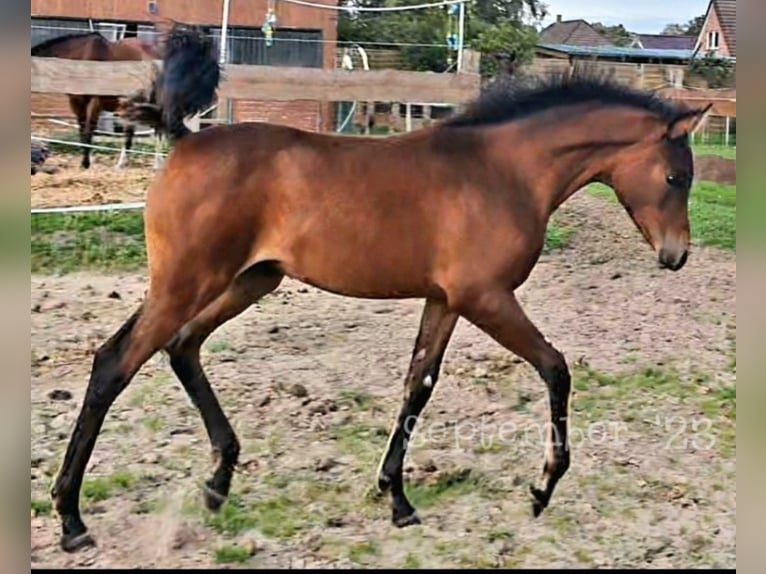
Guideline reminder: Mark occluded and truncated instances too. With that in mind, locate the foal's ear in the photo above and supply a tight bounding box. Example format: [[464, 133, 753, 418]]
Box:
[[666, 103, 713, 140]]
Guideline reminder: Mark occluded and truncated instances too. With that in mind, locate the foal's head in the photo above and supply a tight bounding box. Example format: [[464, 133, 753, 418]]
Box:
[[603, 103, 711, 271], [443, 70, 712, 272]]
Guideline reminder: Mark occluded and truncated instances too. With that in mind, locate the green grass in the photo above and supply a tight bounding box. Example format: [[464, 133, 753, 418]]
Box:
[[32, 211, 146, 274], [404, 468, 500, 510], [204, 492, 310, 540], [347, 541, 380, 564], [544, 222, 574, 253], [587, 181, 735, 251], [692, 143, 736, 160], [337, 389, 376, 409], [31, 499, 52, 516], [81, 471, 138, 503], [214, 544, 252, 564], [43, 129, 167, 157], [688, 182, 736, 250], [571, 365, 736, 458], [207, 340, 232, 354]]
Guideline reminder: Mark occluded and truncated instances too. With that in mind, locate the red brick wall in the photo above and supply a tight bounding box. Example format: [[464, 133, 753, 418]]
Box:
[[233, 100, 324, 132]]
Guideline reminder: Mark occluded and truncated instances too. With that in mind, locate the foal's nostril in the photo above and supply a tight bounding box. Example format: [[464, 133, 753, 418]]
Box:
[[658, 248, 688, 271]]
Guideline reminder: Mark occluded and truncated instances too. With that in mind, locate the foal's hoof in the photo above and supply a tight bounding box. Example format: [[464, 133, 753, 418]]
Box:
[[60, 531, 95, 553], [203, 482, 227, 512], [393, 512, 422, 528], [530, 485, 549, 518]]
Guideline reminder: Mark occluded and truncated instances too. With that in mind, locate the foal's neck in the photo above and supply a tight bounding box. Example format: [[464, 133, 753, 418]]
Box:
[[488, 106, 658, 217]]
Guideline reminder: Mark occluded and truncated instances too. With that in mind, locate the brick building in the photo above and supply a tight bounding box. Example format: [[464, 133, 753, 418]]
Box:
[[31, 0, 339, 132]]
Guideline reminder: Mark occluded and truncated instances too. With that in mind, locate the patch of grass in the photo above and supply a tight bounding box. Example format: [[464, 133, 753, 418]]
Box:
[[215, 544, 252, 564], [688, 182, 736, 250], [208, 340, 232, 353], [587, 183, 614, 201], [487, 528, 514, 543], [204, 492, 309, 540], [143, 416, 164, 433], [403, 552, 422, 569], [544, 221, 574, 253], [42, 129, 167, 157], [693, 143, 736, 160], [337, 389, 376, 409], [205, 494, 258, 536], [574, 548, 595, 566], [572, 366, 690, 421], [82, 470, 137, 502], [587, 182, 736, 251], [32, 211, 146, 274], [405, 468, 499, 510], [31, 499, 52, 516], [572, 364, 736, 459], [347, 541, 380, 564], [331, 422, 388, 467]]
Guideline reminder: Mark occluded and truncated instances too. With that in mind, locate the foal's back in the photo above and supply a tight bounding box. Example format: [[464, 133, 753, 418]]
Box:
[[147, 122, 506, 300]]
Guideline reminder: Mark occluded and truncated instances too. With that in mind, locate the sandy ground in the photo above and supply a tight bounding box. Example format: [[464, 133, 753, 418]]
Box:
[[30, 171, 736, 568]]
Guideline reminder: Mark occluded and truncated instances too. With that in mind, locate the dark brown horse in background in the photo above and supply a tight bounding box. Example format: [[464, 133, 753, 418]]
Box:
[[31, 31, 163, 169], [49, 27, 712, 553]]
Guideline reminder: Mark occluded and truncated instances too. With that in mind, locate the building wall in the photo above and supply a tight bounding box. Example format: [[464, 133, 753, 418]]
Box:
[[698, 3, 732, 58], [31, 0, 338, 131]]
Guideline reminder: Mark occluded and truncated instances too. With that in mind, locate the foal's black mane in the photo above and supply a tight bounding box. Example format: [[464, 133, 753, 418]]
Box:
[[443, 68, 686, 129], [31, 31, 109, 55]]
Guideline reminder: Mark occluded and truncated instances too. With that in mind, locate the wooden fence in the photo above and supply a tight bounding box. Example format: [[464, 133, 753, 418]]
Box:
[[31, 56, 481, 104]]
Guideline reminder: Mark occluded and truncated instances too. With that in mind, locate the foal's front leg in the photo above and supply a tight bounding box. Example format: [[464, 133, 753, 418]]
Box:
[[377, 299, 458, 526], [458, 290, 571, 516]]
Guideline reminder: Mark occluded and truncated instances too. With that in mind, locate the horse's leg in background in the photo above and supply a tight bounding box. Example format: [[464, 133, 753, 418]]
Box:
[[116, 123, 135, 170], [68, 96, 89, 170], [153, 130, 164, 170], [377, 299, 458, 526], [165, 262, 284, 510], [81, 98, 102, 169], [457, 290, 571, 517]]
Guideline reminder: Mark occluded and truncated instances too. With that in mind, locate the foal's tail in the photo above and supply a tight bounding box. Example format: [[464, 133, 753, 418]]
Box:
[[118, 23, 221, 142]]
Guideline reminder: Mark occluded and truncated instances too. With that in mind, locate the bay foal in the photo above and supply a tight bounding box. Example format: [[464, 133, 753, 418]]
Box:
[[49, 40, 711, 551]]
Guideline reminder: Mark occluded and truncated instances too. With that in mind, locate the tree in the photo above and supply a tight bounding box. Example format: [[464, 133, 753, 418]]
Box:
[[590, 22, 632, 46], [338, 0, 547, 75], [661, 14, 706, 36]]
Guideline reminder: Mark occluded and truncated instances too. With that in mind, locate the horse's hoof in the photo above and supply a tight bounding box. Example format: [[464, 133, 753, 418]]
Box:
[[393, 512, 422, 528], [60, 531, 95, 553], [203, 482, 227, 512], [530, 485, 548, 518]]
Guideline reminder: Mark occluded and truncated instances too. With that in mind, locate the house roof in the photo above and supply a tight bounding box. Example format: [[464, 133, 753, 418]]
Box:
[[538, 19, 614, 47], [537, 43, 735, 64], [633, 34, 697, 51], [713, 0, 736, 57]]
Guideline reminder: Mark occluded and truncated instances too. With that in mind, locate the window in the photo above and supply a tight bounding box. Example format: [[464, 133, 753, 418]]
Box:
[[31, 18, 90, 47], [210, 27, 323, 68], [707, 30, 720, 50]]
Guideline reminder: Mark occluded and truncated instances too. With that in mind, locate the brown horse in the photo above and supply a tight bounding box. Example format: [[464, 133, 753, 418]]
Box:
[[49, 29, 712, 553], [31, 31, 163, 169]]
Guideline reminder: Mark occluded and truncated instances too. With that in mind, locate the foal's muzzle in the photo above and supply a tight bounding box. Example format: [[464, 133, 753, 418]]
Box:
[[658, 247, 688, 271]]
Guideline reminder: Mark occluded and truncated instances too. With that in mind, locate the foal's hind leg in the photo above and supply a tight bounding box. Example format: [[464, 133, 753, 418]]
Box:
[[377, 299, 458, 526], [457, 290, 571, 517], [51, 279, 232, 552], [165, 263, 284, 511]]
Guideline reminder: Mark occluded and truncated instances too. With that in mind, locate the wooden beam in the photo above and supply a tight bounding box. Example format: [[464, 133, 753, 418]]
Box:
[[31, 57, 481, 104]]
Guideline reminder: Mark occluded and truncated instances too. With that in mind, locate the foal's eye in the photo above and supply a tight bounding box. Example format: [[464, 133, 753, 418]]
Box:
[[666, 174, 687, 188]]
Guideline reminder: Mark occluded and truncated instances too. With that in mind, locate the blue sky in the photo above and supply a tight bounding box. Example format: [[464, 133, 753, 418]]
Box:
[[538, 0, 710, 34]]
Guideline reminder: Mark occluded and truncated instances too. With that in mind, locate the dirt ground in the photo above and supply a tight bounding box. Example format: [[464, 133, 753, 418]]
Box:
[[30, 157, 736, 568]]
